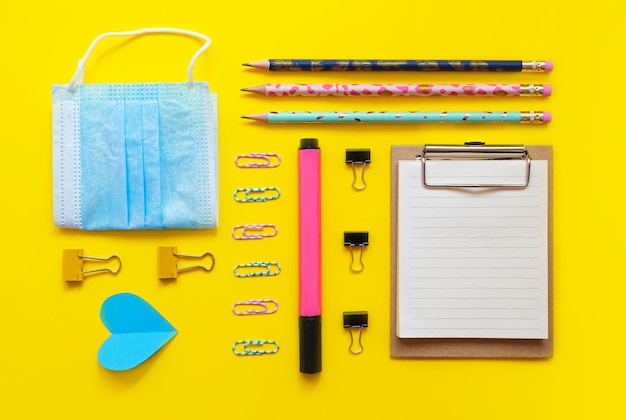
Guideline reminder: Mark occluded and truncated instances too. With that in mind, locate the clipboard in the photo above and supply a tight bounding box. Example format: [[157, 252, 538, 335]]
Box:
[[390, 144, 553, 358]]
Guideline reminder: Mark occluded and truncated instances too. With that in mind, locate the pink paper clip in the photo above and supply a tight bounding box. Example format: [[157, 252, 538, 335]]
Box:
[[232, 224, 278, 240], [232, 299, 279, 315], [235, 153, 281, 168]]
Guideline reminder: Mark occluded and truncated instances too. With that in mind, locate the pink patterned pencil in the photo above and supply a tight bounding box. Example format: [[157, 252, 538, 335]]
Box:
[[242, 83, 551, 97]]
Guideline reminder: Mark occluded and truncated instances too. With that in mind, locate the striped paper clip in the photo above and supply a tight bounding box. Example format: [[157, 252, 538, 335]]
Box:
[[232, 299, 279, 315], [234, 187, 281, 203], [233, 262, 281, 278], [232, 224, 278, 240], [235, 153, 281, 168], [232, 340, 280, 356]]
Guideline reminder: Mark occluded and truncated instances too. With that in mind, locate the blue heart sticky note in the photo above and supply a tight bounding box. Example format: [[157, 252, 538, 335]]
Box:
[[98, 293, 178, 371]]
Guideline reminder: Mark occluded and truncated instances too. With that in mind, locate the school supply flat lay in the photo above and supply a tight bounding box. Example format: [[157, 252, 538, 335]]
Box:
[[52, 28, 553, 373]]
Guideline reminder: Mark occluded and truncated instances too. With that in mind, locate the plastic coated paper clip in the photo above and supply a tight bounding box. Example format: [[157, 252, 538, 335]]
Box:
[[346, 149, 371, 190], [232, 340, 280, 356], [62, 249, 121, 282], [233, 262, 281, 278], [235, 153, 281, 168], [344, 231, 369, 272], [343, 311, 368, 354], [234, 187, 281, 202], [232, 299, 279, 315], [232, 224, 278, 240], [158, 247, 215, 280]]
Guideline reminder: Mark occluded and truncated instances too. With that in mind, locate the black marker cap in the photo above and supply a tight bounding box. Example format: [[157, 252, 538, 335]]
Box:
[[299, 316, 322, 374], [299, 138, 319, 150]]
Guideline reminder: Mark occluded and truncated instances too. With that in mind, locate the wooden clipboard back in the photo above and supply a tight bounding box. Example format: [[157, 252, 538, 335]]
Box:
[[390, 145, 553, 358]]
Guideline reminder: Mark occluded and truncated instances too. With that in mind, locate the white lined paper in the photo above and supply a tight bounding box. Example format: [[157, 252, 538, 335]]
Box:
[[397, 159, 548, 339]]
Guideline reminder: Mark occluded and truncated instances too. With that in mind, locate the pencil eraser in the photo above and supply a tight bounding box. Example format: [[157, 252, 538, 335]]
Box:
[[545, 60, 553, 71], [543, 85, 552, 96], [543, 112, 552, 123]]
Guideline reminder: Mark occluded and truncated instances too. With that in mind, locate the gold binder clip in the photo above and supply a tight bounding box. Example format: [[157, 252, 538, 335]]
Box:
[[62, 249, 121, 282], [158, 247, 215, 280]]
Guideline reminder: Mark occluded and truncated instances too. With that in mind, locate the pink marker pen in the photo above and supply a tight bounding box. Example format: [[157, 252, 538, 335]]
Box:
[[298, 138, 322, 374]]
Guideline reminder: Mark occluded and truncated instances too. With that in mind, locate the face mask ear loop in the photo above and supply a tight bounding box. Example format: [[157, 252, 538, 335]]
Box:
[[66, 28, 212, 91]]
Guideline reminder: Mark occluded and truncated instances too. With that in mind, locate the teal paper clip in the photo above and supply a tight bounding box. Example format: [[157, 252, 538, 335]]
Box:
[[232, 340, 280, 356], [234, 187, 281, 202], [233, 261, 281, 278]]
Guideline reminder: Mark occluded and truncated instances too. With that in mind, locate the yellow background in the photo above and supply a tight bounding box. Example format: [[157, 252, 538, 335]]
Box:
[[0, 0, 624, 418]]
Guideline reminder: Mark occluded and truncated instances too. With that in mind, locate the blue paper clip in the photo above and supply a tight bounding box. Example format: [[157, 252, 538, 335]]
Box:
[[234, 187, 281, 203], [233, 262, 281, 278], [232, 340, 280, 356]]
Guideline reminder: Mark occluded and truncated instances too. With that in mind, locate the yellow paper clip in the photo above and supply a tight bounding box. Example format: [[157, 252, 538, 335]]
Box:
[[62, 249, 122, 282], [158, 247, 215, 280]]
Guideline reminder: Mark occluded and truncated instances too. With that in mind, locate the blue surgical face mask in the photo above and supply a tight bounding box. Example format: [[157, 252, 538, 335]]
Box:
[[52, 29, 218, 230]]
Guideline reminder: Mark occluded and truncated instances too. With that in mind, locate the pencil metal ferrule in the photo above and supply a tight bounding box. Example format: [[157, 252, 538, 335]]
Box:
[[520, 111, 548, 124], [519, 84, 545, 96], [521, 61, 549, 72]]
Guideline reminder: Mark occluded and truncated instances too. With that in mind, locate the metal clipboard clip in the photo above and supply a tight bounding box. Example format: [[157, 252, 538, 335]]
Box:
[[418, 142, 531, 188]]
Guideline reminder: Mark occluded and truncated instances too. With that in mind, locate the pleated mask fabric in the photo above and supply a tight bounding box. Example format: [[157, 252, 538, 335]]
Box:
[[52, 28, 218, 230]]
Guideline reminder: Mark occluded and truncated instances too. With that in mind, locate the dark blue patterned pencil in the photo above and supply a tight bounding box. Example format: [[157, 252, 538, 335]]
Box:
[[243, 59, 553, 72]]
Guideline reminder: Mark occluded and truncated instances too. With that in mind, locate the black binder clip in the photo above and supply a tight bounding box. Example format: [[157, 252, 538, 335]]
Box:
[[344, 231, 368, 272], [343, 311, 368, 354], [346, 149, 371, 190]]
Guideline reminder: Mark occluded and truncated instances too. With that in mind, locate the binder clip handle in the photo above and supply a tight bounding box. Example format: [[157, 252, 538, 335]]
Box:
[[343, 311, 368, 354], [344, 231, 369, 272], [82, 254, 122, 276], [62, 249, 122, 282], [158, 247, 215, 280], [346, 149, 371, 191]]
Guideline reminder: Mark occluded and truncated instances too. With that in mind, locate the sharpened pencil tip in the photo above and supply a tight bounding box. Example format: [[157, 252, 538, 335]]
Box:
[[241, 87, 250, 92], [240, 113, 266, 121], [242, 63, 251, 67]]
